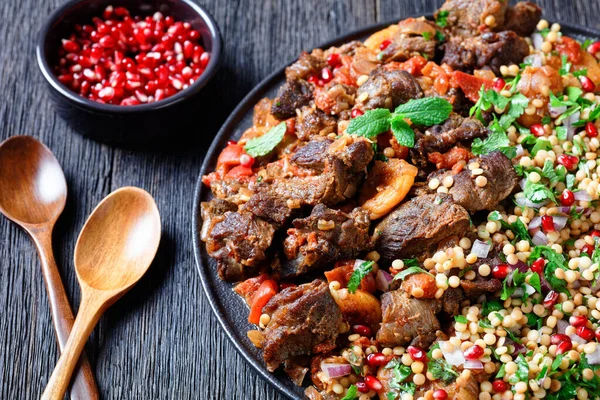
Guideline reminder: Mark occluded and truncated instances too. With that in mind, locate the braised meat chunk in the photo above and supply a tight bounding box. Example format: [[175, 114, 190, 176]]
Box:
[[414, 113, 488, 158], [504, 2, 542, 37], [246, 136, 374, 224], [356, 68, 423, 110], [427, 151, 519, 212], [201, 206, 276, 282], [296, 106, 337, 140], [377, 290, 441, 348], [375, 194, 471, 262], [379, 18, 440, 62], [435, 0, 508, 37], [285, 51, 327, 81], [314, 83, 356, 116], [200, 199, 237, 241], [282, 204, 372, 278], [442, 31, 530, 74], [262, 280, 342, 372], [271, 79, 313, 120]]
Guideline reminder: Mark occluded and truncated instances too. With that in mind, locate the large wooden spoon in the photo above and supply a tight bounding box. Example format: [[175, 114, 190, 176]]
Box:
[[42, 187, 161, 400], [0, 136, 99, 399]]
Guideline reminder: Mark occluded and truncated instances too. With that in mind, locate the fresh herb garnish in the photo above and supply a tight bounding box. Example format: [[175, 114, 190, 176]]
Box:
[[244, 122, 287, 157], [471, 121, 516, 159], [455, 315, 468, 324], [559, 54, 572, 76], [436, 10, 449, 27], [347, 261, 374, 293], [347, 97, 453, 147], [393, 265, 433, 281], [529, 246, 569, 294], [489, 211, 532, 243], [482, 300, 503, 316], [428, 356, 459, 384], [508, 355, 530, 384], [341, 385, 359, 400]]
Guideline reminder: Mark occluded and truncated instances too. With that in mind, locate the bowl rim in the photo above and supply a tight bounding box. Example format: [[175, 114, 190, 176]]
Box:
[[35, 0, 222, 113]]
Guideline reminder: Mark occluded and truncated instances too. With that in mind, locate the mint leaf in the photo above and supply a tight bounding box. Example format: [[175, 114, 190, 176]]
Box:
[[393, 266, 433, 281], [394, 97, 453, 125], [245, 122, 287, 157], [390, 116, 415, 148], [347, 109, 391, 138], [347, 261, 374, 293]]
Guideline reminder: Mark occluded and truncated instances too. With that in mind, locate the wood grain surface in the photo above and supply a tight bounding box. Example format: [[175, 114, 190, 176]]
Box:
[[0, 0, 598, 399]]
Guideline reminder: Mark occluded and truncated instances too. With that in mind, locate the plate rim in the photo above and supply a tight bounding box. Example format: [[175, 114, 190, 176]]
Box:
[[191, 17, 600, 400]]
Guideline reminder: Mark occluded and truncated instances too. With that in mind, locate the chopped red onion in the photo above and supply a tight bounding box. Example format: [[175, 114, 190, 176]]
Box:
[[440, 341, 465, 366], [515, 144, 525, 157], [515, 196, 547, 209], [557, 206, 588, 214], [570, 333, 587, 345], [528, 216, 542, 230], [511, 287, 524, 298], [557, 319, 569, 334], [552, 215, 568, 230], [376, 270, 393, 292], [586, 346, 600, 365], [564, 111, 580, 140], [471, 240, 491, 259], [321, 363, 352, 379], [574, 191, 592, 201], [549, 105, 567, 118], [531, 33, 544, 50], [353, 259, 367, 269], [524, 54, 543, 67], [519, 179, 527, 190], [464, 360, 484, 370], [524, 283, 536, 296], [532, 230, 548, 245]]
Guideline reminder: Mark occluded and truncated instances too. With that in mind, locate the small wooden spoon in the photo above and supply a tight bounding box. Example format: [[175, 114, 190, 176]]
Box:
[[0, 136, 99, 399], [42, 187, 161, 400]]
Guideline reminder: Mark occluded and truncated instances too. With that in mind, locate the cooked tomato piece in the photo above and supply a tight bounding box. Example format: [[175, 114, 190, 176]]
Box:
[[217, 144, 245, 171], [324, 260, 376, 293], [383, 56, 428, 76], [555, 36, 582, 64], [452, 71, 494, 102], [422, 61, 451, 95], [428, 146, 472, 170], [234, 274, 268, 305], [401, 273, 437, 298], [249, 279, 279, 324], [226, 165, 254, 179]]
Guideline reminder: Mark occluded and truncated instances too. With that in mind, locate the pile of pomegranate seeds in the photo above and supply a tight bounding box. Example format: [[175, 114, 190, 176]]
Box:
[[54, 5, 210, 106]]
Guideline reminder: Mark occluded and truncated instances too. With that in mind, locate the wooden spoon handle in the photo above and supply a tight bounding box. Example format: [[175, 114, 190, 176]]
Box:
[[42, 291, 105, 400], [32, 229, 99, 400]]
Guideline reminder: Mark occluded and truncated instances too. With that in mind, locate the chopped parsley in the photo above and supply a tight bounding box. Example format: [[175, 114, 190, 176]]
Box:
[[347, 261, 374, 293], [455, 315, 468, 324], [508, 355, 530, 384], [436, 10, 449, 27], [559, 54, 572, 76], [427, 344, 459, 384], [393, 265, 433, 281], [471, 120, 516, 159], [529, 246, 569, 294], [489, 211, 532, 244], [482, 300, 503, 316], [501, 269, 541, 301], [341, 385, 358, 400]]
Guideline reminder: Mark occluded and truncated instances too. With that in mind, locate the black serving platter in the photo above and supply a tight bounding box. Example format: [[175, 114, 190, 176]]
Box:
[[192, 18, 600, 400]]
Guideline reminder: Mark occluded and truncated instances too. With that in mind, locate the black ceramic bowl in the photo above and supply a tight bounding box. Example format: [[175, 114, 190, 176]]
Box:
[[36, 0, 221, 145]]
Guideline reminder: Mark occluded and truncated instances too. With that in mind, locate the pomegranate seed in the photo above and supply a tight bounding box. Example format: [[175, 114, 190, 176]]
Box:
[[588, 41, 600, 55], [352, 325, 372, 337], [531, 258, 545, 273], [464, 345, 484, 360], [551, 334, 570, 345], [351, 109, 364, 119], [492, 380, 508, 393], [541, 215, 554, 232], [580, 76, 596, 93], [99, 35, 116, 48], [591, 230, 600, 238], [530, 124, 545, 137], [407, 346, 427, 362], [366, 353, 387, 367], [227, 140, 238, 146], [582, 244, 595, 256], [556, 340, 572, 355], [98, 86, 115, 100], [199, 52, 210, 68], [569, 315, 587, 326], [557, 154, 578, 170], [492, 264, 510, 279], [356, 381, 369, 393], [379, 39, 391, 50], [62, 39, 80, 53], [577, 326, 595, 341], [543, 290, 559, 308], [596, 327, 600, 341], [114, 6, 129, 17], [364, 375, 382, 391], [326, 53, 341, 68], [433, 389, 448, 400], [321, 68, 333, 83], [586, 122, 598, 138], [239, 154, 255, 168], [57, 74, 73, 85], [492, 78, 506, 92], [560, 189, 575, 206]]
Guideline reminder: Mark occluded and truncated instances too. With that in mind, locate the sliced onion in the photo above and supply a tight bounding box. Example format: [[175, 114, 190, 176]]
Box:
[[376, 269, 393, 292], [557, 206, 587, 214], [352, 59, 377, 75], [557, 319, 569, 334], [515, 196, 547, 209], [524, 54, 543, 67], [354, 259, 367, 269], [511, 287, 525, 298], [321, 363, 352, 379], [574, 191, 592, 201], [587, 346, 600, 365], [515, 144, 525, 157], [549, 105, 567, 118], [531, 33, 544, 50], [471, 240, 491, 259], [464, 360, 484, 370], [532, 230, 548, 245], [519, 179, 527, 191], [528, 216, 542, 230], [570, 333, 587, 345], [552, 215, 568, 230], [440, 341, 465, 366], [564, 111, 581, 140], [524, 283, 536, 296]]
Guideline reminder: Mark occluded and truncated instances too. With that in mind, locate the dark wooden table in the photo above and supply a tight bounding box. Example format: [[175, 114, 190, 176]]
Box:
[[1, 0, 599, 398]]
